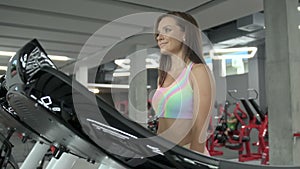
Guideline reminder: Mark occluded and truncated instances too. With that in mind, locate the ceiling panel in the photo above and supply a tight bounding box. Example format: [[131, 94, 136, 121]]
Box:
[[0, 37, 82, 54], [193, 0, 263, 30], [114, 0, 212, 11], [0, 6, 106, 35], [0, 0, 264, 75], [0, 25, 89, 47], [0, 0, 162, 21]]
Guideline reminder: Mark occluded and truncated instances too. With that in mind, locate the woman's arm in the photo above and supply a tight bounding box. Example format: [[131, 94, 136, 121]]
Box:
[[189, 64, 215, 153]]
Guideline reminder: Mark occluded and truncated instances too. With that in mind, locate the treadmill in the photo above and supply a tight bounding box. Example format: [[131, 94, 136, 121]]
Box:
[[5, 39, 108, 166], [0, 75, 52, 169], [4, 39, 299, 169]]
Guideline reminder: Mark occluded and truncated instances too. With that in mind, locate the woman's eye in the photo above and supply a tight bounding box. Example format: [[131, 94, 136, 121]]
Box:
[[164, 28, 171, 33]]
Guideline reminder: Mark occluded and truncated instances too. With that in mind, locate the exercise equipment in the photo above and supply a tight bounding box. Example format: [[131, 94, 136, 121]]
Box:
[[5, 39, 109, 169], [226, 89, 262, 162], [206, 103, 226, 156], [0, 74, 52, 169], [0, 128, 18, 169], [247, 89, 269, 165], [210, 91, 250, 155], [207, 89, 270, 164], [5, 39, 222, 169], [2, 39, 299, 169]]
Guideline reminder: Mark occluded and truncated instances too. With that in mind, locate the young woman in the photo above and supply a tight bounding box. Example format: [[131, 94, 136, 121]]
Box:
[[152, 11, 215, 155]]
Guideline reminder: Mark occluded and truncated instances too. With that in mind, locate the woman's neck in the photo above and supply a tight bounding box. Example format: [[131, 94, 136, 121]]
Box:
[[169, 54, 189, 73], [169, 45, 187, 69]]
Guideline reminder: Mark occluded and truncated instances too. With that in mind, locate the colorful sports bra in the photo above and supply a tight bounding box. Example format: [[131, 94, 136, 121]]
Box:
[[152, 62, 194, 119]]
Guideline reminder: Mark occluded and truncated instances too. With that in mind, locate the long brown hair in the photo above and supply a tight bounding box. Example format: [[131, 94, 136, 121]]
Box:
[[155, 11, 206, 87]]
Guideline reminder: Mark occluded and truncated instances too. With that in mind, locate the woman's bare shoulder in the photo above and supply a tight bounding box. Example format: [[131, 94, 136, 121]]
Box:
[[191, 63, 210, 74], [189, 63, 212, 88]]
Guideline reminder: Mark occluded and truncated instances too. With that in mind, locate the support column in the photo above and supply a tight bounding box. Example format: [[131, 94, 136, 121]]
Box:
[[257, 44, 267, 111], [212, 60, 227, 107], [128, 47, 148, 127], [75, 66, 88, 87], [264, 0, 300, 165], [248, 52, 260, 103]]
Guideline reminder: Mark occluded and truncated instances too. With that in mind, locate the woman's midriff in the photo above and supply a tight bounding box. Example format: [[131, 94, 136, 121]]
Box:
[[157, 117, 194, 146]]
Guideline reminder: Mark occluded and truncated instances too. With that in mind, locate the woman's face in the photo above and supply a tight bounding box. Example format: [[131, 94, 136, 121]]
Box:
[[156, 17, 185, 56]]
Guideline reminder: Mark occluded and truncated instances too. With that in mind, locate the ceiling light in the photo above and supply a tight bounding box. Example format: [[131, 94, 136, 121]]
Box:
[[114, 59, 130, 70], [145, 58, 159, 69], [88, 83, 151, 89], [0, 51, 72, 61], [297, 6, 300, 11], [298, 25, 300, 29], [0, 66, 7, 71], [211, 47, 257, 60], [88, 88, 100, 94], [114, 58, 159, 70], [113, 72, 130, 77], [48, 55, 73, 61], [89, 83, 131, 89], [0, 51, 15, 57], [113, 58, 159, 77], [218, 36, 256, 46]]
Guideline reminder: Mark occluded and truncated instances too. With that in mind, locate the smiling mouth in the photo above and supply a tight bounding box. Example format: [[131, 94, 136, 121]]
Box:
[[159, 43, 167, 48]]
